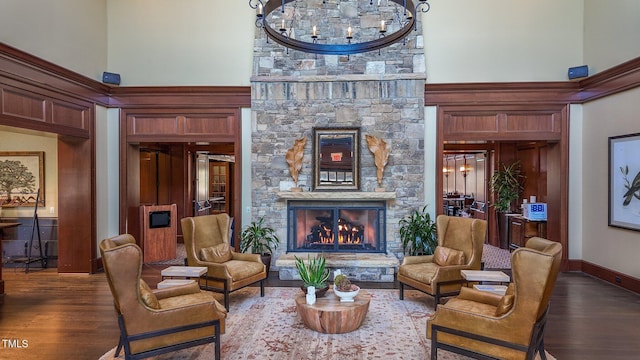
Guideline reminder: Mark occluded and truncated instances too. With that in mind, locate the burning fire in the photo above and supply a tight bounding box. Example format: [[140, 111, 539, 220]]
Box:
[[310, 218, 364, 244]]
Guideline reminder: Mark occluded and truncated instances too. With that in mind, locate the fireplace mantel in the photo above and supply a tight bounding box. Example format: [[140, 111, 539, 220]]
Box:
[[277, 191, 396, 201]]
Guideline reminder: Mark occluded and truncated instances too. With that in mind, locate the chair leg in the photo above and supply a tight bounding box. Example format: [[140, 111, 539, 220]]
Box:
[[399, 282, 404, 300], [431, 327, 438, 360], [223, 281, 230, 311], [214, 322, 221, 359], [260, 279, 265, 297], [115, 338, 123, 357], [537, 339, 547, 360]]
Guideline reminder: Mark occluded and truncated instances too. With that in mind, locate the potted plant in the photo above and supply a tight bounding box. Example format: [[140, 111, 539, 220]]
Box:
[[489, 161, 524, 248], [240, 217, 280, 274], [399, 205, 438, 256], [294, 254, 330, 297]]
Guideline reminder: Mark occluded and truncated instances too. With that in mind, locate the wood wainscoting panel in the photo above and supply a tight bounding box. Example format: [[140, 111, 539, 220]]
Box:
[[128, 115, 180, 135], [50, 100, 89, 131], [1, 87, 46, 122], [183, 114, 233, 136], [503, 112, 562, 137], [443, 113, 499, 137]]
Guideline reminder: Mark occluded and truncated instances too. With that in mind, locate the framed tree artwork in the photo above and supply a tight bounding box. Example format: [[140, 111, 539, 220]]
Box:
[[609, 133, 640, 231], [0, 151, 45, 207]]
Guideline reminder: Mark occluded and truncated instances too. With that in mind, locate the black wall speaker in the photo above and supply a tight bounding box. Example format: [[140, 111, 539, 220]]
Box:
[[102, 72, 121, 85], [568, 65, 589, 80]]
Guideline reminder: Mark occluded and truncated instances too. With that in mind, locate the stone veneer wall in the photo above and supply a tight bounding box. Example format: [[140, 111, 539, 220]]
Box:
[[250, 0, 427, 269]]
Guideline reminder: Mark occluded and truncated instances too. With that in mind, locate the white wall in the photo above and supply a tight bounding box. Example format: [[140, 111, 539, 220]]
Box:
[[581, 88, 640, 278], [106, 0, 255, 86], [0, 0, 107, 81], [579, 1, 640, 277], [95, 106, 120, 256], [584, 0, 640, 74], [422, 0, 584, 83]]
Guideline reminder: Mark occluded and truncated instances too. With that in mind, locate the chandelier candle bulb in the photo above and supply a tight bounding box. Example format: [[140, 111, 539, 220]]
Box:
[[281, 19, 286, 31], [380, 20, 386, 32], [257, 3, 263, 16], [312, 25, 317, 37], [347, 26, 352, 38]]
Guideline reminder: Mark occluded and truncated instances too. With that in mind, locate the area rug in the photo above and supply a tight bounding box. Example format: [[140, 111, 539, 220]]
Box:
[[100, 287, 553, 360]]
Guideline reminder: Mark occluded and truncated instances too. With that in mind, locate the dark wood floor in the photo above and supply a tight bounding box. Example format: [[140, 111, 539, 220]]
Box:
[[1, 266, 638, 360]]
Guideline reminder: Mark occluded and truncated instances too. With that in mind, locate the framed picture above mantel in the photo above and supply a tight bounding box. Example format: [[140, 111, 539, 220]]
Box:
[[313, 127, 360, 191], [0, 151, 45, 208], [609, 133, 640, 231]]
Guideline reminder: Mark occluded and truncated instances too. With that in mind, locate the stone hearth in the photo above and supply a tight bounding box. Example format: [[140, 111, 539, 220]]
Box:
[[276, 252, 399, 282]]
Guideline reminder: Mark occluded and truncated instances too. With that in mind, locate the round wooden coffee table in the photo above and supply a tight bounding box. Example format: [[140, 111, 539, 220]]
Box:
[[295, 288, 371, 334]]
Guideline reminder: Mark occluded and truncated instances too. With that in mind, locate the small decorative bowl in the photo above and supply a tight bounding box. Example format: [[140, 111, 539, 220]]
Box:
[[333, 285, 360, 302]]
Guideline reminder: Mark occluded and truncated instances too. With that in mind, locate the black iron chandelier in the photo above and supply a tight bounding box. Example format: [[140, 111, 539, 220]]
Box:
[[249, 0, 431, 55]]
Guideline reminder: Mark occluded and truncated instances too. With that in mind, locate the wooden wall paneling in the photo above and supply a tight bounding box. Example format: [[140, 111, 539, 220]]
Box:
[[139, 150, 156, 205], [1, 87, 46, 122], [158, 150, 172, 205], [128, 115, 181, 136], [517, 144, 543, 203], [57, 135, 93, 273], [49, 99, 89, 131], [171, 145, 187, 241], [539, 145, 548, 203]]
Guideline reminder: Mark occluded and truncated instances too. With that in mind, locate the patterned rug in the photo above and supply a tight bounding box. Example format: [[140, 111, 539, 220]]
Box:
[[100, 287, 552, 360]]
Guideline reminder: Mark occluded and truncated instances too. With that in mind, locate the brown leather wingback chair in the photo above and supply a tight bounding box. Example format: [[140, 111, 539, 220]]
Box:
[[398, 215, 487, 307], [100, 234, 226, 360], [427, 237, 562, 360], [181, 213, 267, 311]]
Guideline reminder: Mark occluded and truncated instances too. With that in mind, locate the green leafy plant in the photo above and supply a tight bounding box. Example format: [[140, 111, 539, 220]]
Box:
[[294, 254, 330, 288], [620, 165, 640, 206], [240, 217, 280, 255], [489, 161, 524, 213], [399, 205, 438, 256]]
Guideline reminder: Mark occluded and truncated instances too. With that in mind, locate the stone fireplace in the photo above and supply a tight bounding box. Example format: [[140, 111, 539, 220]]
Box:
[[250, 1, 427, 280]]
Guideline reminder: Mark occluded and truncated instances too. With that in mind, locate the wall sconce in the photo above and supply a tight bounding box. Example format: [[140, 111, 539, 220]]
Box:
[[459, 157, 472, 177], [443, 167, 452, 178]]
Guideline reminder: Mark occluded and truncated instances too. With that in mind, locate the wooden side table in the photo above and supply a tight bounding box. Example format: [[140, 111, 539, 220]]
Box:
[[295, 289, 371, 334], [161, 266, 208, 288]]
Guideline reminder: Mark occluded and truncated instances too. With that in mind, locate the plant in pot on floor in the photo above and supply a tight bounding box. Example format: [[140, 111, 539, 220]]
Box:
[[489, 161, 524, 249], [295, 254, 330, 297], [399, 205, 438, 256], [240, 216, 280, 274]]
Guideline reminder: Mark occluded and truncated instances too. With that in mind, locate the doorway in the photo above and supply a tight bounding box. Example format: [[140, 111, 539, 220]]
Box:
[[435, 104, 569, 262]]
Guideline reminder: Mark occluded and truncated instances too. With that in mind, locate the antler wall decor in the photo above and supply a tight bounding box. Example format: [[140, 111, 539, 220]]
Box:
[[365, 134, 390, 188], [285, 137, 307, 188]]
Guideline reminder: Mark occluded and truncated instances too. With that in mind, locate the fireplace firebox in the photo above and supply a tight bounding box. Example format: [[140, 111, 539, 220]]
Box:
[[287, 201, 386, 253]]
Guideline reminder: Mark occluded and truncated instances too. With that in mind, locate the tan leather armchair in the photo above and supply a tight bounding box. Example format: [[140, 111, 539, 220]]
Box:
[[181, 213, 267, 311], [398, 215, 487, 308], [100, 234, 227, 360], [427, 237, 562, 360]]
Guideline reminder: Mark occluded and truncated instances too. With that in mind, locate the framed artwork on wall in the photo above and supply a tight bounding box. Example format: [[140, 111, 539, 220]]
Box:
[[609, 133, 640, 231], [313, 127, 360, 191], [0, 151, 45, 207]]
